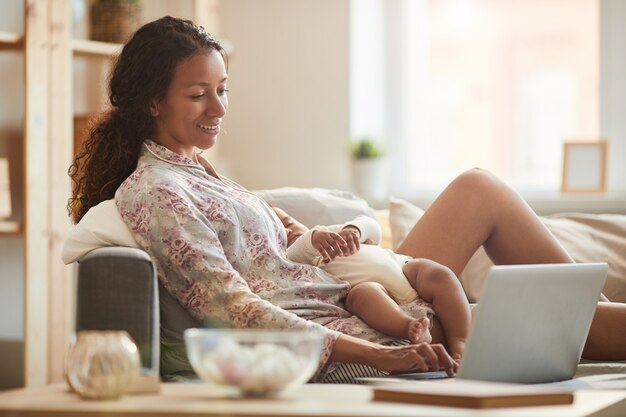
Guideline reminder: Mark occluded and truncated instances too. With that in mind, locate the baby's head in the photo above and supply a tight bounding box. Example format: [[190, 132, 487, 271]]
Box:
[[271, 207, 309, 247]]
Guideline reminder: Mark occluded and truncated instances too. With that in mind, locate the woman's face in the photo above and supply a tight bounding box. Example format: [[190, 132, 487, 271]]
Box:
[[151, 50, 228, 159]]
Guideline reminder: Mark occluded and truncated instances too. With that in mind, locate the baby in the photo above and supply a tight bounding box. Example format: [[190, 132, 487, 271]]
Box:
[[272, 207, 471, 359]]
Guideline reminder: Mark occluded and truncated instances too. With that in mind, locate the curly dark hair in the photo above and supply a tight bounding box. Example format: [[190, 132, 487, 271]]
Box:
[[68, 16, 226, 223]]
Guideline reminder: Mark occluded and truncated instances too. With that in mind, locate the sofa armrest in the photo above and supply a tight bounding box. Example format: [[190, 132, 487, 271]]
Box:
[[75, 247, 159, 373]]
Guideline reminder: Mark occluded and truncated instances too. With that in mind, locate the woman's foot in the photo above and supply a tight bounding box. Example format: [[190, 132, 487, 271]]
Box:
[[408, 317, 432, 344]]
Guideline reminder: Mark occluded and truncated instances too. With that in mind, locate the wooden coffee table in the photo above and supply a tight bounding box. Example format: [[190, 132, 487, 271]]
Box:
[[0, 383, 625, 417]]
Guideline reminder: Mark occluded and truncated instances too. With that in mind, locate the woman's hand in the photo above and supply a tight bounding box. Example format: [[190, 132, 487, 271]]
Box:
[[369, 343, 459, 377], [330, 335, 458, 378], [311, 230, 347, 262]]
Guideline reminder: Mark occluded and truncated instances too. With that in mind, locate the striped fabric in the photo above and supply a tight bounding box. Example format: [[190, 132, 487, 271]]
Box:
[[321, 340, 409, 384]]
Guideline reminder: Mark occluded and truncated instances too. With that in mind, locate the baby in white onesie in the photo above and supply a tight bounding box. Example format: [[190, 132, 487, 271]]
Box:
[[272, 207, 471, 360]]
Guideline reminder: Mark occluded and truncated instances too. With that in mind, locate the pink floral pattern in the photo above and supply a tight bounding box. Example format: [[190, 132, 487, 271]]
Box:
[[116, 140, 431, 379]]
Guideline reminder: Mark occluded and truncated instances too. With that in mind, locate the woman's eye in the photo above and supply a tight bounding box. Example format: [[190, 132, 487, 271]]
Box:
[[190, 93, 205, 99]]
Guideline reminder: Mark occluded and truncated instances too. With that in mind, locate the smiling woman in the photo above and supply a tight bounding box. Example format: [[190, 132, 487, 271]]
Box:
[[68, 16, 228, 223], [150, 51, 228, 160]]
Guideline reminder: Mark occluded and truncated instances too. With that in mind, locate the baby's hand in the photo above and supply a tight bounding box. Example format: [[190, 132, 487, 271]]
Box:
[[338, 226, 361, 255], [311, 230, 347, 262]]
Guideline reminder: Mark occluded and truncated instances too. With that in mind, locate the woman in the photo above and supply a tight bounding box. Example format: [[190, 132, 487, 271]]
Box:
[[68, 16, 625, 382]]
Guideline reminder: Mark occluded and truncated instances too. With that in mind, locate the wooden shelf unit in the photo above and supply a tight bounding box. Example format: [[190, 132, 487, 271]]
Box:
[[0, 31, 23, 51], [0, 220, 21, 234], [1, 0, 222, 388], [0, 30, 23, 235], [72, 38, 121, 58]]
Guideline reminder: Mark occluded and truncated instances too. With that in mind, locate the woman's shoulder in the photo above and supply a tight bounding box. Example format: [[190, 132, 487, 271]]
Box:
[[116, 164, 187, 204], [121, 163, 182, 188]]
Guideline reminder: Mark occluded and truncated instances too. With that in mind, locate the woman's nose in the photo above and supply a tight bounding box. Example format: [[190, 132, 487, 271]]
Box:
[[205, 94, 227, 117]]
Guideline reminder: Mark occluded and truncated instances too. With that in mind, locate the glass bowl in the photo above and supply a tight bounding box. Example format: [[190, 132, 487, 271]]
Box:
[[184, 328, 323, 397]]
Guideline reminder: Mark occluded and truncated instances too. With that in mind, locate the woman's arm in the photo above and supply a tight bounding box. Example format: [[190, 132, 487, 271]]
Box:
[[119, 189, 326, 330], [331, 334, 458, 376], [116, 182, 342, 376]]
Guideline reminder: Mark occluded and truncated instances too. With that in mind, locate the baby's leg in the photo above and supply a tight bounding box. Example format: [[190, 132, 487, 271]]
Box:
[[403, 259, 471, 360], [345, 282, 432, 344]]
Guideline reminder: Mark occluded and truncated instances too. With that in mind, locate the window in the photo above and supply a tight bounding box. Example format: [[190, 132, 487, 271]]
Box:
[[350, 0, 616, 198]]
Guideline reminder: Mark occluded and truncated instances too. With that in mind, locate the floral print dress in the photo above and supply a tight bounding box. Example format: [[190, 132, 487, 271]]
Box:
[[115, 140, 431, 378]]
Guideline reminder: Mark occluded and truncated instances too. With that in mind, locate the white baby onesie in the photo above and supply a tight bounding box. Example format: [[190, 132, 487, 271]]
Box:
[[287, 216, 418, 304]]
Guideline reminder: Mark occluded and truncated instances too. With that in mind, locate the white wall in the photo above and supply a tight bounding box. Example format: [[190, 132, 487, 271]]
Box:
[[600, 0, 626, 193], [218, 0, 352, 191]]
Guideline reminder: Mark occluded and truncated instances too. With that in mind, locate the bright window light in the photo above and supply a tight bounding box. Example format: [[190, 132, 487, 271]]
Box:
[[351, 0, 599, 195]]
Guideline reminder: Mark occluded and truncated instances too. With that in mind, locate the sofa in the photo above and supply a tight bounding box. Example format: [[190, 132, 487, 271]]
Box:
[[66, 187, 626, 382]]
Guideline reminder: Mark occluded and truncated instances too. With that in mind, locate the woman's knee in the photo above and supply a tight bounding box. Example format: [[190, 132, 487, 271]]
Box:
[[451, 168, 505, 195], [448, 168, 519, 215]]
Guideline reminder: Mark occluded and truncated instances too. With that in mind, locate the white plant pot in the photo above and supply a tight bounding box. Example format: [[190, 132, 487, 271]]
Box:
[[351, 158, 389, 201]]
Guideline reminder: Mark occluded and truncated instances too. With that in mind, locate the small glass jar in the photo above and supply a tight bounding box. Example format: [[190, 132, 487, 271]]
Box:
[[65, 330, 140, 400]]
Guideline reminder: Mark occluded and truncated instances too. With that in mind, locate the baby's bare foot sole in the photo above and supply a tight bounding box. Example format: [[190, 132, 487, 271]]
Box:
[[408, 317, 432, 344]]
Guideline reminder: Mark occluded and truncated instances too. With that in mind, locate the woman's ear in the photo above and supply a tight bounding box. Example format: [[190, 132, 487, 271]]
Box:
[[150, 99, 159, 117]]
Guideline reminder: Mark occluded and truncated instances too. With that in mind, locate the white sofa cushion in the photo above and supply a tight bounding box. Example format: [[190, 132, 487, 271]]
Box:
[[253, 187, 376, 228], [62, 199, 139, 264], [62, 188, 376, 264]]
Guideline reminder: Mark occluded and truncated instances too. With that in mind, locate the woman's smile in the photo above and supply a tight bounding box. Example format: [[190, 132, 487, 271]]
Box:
[[198, 122, 220, 135]]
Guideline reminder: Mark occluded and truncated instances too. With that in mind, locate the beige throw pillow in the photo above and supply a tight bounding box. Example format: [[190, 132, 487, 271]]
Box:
[[388, 197, 425, 250]]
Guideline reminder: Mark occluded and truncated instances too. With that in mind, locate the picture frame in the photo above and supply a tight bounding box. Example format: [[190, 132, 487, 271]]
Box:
[[561, 141, 608, 193]]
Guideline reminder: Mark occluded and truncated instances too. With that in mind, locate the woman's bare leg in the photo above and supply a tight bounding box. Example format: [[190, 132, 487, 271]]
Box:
[[395, 168, 572, 274], [395, 168, 624, 360], [345, 282, 432, 344], [583, 302, 626, 360]]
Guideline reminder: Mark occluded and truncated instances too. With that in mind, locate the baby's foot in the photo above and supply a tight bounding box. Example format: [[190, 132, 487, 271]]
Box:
[[448, 337, 466, 361], [408, 317, 432, 344]]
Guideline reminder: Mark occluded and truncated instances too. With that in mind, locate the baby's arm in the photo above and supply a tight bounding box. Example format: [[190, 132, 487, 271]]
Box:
[[288, 216, 382, 263], [288, 227, 352, 264], [286, 229, 320, 265], [326, 216, 383, 245], [346, 216, 382, 244]]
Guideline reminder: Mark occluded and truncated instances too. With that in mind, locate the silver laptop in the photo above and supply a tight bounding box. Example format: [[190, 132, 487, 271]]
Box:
[[368, 263, 608, 384], [457, 263, 607, 383]]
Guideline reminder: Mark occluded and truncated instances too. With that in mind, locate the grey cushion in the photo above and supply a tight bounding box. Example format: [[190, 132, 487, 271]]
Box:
[[76, 247, 159, 372]]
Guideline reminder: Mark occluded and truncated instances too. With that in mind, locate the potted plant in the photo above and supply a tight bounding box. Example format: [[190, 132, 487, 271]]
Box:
[[350, 138, 388, 201], [90, 0, 142, 44]]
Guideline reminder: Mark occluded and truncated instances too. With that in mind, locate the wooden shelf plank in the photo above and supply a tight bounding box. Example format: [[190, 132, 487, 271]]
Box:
[[24, 0, 51, 388], [0, 220, 21, 234], [72, 39, 122, 58], [0, 31, 23, 51]]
